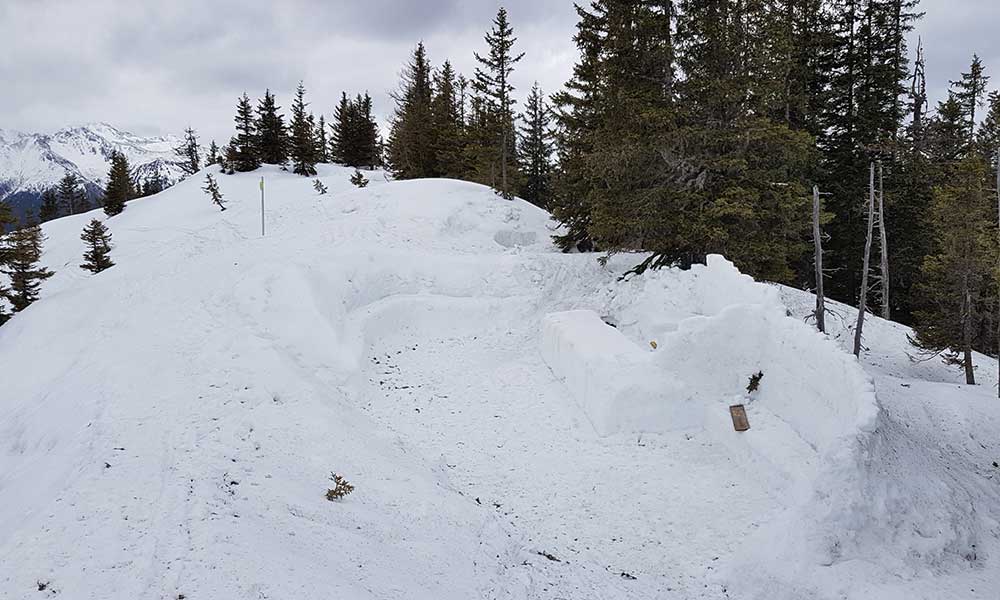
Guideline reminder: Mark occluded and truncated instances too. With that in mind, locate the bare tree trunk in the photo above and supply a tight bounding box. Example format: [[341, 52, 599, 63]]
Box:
[[501, 129, 509, 199], [964, 282, 976, 385], [854, 163, 875, 357], [878, 162, 890, 320], [813, 185, 825, 333]]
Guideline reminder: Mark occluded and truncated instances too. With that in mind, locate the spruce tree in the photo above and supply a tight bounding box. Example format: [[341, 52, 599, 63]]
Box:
[[911, 156, 996, 384], [1, 221, 54, 312], [316, 114, 329, 163], [39, 189, 60, 222], [951, 55, 990, 144], [80, 219, 114, 273], [233, 93, 261, 172], [517, 82, 552, 208], [470, 7, 524, 198], [202, 173, 226, 211], [103, 151, 133, 217], [288, 82, 318, 176], [173, 127, 200, 175], [431, 61, 467, 178], [206, 140, 220, 166], [388, 43, 437, 178], [57, 172, 87, 215], [255, 89, 288, 165]]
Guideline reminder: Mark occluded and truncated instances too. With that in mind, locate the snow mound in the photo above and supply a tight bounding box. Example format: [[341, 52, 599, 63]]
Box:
[[540, 310, 693, 435]]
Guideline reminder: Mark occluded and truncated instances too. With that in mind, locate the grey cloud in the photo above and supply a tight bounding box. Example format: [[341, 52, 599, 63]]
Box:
[[4, 0, 997, 146]]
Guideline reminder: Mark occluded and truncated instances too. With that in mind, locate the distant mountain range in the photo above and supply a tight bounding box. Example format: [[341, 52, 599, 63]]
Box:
[[0, 123, 197, 222]]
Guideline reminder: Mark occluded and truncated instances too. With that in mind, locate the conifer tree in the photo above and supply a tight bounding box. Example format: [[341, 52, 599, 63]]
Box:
[[330, 92, 352, 164], [316, 115, 329, 163], [288, 82, 318, 176], [233, 93, 261, 172], [39, 189, 60, 222], [388, 43, 437, 178], [430, 61, 467, 178], [470, 7, 524, 198], [350, 168, 369, 188], [255, 89, 288, 165], [80, 219, 114, 273], [103, 151, 133, 217], [911, 156, 996, 384], [57, 172, 87, 215], [1, 221, 54, 312], [202, 173, 226, 211], [173, 127, 200, 175], [206, 140, 220, 166], [951, 55, 990, 144], [517, 82, 552, 208]]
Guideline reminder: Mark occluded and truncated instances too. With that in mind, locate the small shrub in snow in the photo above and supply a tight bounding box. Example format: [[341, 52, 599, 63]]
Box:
[[747, 371, 764, 394], [313, 179, 328, 195], [325, 472, 354, 501], [202, 174, 226, 211], [350, 169, 369, 188]]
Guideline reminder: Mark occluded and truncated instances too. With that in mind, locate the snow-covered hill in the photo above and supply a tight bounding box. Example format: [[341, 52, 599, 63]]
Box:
[[0, 166, 997, 599], [0, 123, 195, 220]]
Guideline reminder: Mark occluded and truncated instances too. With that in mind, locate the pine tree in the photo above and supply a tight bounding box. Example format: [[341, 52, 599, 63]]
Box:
[[517, 82, 553, 208], [470, 7, 524, 198], [288, 82, 318, 176], [255, 89, 288, 165], [57, 172, 87, 215], [1, 221, 54, 312], [388, 43, 437, 178], [103, 151, 133, 217], [350, 169, 369, 188], [174, 127, 200, 175], [911, 156, 996, 384], [313, 179, 328, 195], [39, 189, 60, 222], [80, 219, 114, 273], [202, 173, 226, 211], [951, 55, 990, 144], [431, 61, 467, 178], [819, 0, 920, 303], [316, 114, 329, 163], [206, 140, 220, 166], [233, 93, 261, 172]]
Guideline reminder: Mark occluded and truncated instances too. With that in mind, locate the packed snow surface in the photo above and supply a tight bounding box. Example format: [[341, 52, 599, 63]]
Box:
[[1, 165, 998, 599]]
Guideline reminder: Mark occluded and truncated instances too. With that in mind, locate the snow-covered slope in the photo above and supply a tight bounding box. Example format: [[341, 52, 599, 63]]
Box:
[[0, 166, 997, 599], [0, 123, 195, 219]]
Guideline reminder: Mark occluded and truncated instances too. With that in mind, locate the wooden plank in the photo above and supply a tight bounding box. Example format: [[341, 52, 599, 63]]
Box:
[[729, 404, 750, 432]]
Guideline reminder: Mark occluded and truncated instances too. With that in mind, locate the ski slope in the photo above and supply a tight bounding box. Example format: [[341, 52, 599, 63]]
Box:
[[1, 165, 998, 599]]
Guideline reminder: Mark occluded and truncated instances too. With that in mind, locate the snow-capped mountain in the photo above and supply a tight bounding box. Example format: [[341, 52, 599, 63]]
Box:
[[0, 123, 194, 220]]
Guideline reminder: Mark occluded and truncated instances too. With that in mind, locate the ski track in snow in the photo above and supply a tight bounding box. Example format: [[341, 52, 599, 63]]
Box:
[[1, 165, 998, 599]]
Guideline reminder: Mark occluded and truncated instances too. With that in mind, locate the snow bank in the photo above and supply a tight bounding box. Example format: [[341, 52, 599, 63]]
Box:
[[540, 310, 695, 435]]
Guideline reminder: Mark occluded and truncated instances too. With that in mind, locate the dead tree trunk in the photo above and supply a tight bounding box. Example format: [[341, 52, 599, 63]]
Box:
[[963, 278, 976, 385], [854, 163, 875, 357], [878, 162, 890, 320], [813, 185, 825, 333], [501, 129, 509, 199]]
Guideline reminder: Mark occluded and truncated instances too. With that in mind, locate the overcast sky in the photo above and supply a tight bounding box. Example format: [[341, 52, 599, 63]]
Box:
[[2, 0, 998, 144]]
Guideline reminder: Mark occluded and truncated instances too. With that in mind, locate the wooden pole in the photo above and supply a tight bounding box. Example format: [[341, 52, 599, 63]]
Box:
[[260, 176, 265, 237], [813, 185, 825, 333], [854, 163, 875, 357]]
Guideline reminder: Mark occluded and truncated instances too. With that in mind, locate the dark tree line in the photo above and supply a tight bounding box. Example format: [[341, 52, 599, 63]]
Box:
[[386, 8, 555, 207], [219, 83, 381, 177]]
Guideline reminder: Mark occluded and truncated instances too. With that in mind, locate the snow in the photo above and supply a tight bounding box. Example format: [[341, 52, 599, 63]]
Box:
[[1, 165, 998, 599]]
